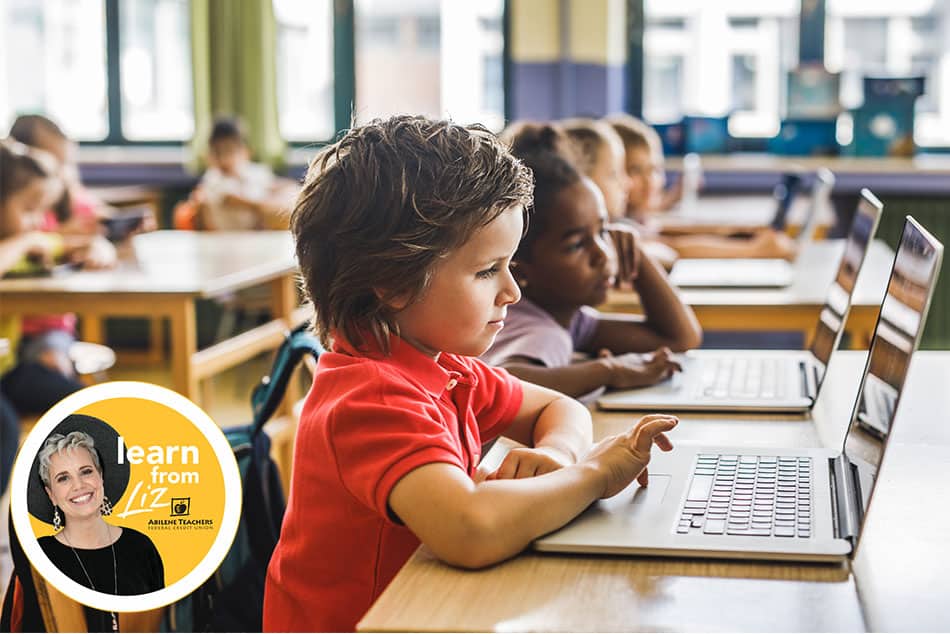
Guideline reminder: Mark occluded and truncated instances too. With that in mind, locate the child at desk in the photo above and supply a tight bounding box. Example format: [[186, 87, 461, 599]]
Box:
[[10, 114, 113, 235], [262, 115, 679, 632], [0, 140, 111, 415], [483, 123, 701, 399], [190, 117, 295, 231], [604, 113, 797, 260]]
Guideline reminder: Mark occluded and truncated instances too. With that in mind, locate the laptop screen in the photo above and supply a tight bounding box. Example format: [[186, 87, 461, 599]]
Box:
[[807, 190, 883, 387], [768, 172, 805, 231], [842, 217, 943, 499], [793, 168, 835, 249]]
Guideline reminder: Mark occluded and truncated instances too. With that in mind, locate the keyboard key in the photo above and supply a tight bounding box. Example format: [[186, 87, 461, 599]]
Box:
[[774, 526, 795, 537], [703, 520, 725, 534], [687, 475, 714, 501]]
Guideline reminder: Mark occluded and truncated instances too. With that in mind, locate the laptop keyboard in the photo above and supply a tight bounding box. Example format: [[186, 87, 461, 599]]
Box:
[[676, 454, 812, 538], [698, 358, 786, 399]]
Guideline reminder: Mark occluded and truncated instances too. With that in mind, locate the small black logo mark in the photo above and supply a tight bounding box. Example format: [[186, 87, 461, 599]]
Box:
[[170, 497, 191, 517]]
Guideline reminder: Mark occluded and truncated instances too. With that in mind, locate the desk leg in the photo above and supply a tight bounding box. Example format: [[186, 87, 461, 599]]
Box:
[[271, 275, 301, 416], [79, 315, 104, 344], [168, 299, 199, 402]]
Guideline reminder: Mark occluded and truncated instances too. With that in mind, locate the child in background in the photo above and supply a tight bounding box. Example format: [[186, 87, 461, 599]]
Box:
[[483, 123, 701, 400], [604, 113, 797, 260], [192, 117, 295, 231], [263, 115, 678, 632], [0, 140, 92, 415], [560, 117, 680, 268], [9, 114, 110, 235]]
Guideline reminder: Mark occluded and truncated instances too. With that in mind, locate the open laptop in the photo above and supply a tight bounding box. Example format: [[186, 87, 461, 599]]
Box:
[[668, 169, 834, 288], [536, 216, 942, 562], [598, 189, 883, 413]]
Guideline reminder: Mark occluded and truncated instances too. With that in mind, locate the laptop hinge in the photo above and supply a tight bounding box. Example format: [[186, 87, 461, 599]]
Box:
[[829, 455, 861, 541], [799, 361, 818, 401]]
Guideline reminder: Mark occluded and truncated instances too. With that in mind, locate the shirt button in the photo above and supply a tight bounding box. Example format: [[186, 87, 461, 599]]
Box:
[[446, 378, 458, 390]]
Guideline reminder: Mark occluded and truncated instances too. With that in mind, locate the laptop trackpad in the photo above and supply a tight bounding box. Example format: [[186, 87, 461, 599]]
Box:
[[598, 474, 672, 513]]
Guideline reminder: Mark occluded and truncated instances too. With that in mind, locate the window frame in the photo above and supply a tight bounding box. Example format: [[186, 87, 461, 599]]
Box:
[[68, 0, 950, 151], [626, 0, 950, 152]]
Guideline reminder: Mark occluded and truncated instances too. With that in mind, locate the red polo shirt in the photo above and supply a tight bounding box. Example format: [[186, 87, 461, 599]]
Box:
[[263, 335, 523, 632]]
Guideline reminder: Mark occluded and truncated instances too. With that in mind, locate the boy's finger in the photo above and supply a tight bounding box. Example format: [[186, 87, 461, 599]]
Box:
[[637, 468, 649, 486], [653, 432, 674, 452], [631, 417, 678, 452]]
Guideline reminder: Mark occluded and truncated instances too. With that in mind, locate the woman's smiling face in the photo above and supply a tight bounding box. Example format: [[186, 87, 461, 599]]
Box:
[[45, 447, 105, 522]]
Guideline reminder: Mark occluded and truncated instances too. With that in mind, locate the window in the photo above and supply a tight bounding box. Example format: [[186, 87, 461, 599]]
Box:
[[0, 0, 192, 143], [273, 0, 335, 142], [0, 0, 108, 140], [353, 0, 505, 131], [643, 1, 800, 138], [120, 0, 193, 141], [826, 0, 950, 146]]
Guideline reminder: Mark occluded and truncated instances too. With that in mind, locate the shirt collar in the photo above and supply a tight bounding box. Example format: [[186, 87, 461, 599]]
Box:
[[332, 332, 474, 397]]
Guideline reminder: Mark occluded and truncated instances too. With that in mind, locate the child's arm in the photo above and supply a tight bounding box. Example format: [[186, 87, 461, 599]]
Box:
[[661, 229, 797, 260], [389, 382, 677, 568], [500, 352, 679, 398], [0, 232, 59, 275], [589, 227, 702, 354]]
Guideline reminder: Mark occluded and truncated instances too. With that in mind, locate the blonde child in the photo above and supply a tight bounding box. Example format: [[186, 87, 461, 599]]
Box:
[[191, 117, 295, 231], [483, 123, 701, 400], [262, 115, 678, 632], [0, 140, 110, 414], [604, 113, 797, 259]]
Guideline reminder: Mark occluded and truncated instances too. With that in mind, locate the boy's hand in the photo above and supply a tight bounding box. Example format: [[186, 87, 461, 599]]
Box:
[[599, 347, 682, 389], [606, 223, 641, 284], [584, 414, 678, 496], [487, 446, 573, 480]]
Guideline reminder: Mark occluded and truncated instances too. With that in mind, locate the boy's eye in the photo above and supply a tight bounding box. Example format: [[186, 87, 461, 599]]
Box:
[[476, 265, 499, 279]]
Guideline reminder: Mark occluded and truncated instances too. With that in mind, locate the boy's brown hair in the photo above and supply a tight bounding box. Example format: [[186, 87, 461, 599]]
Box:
[[0, 139, 52, 237], [292, 115, 533, 354], [604, 112, 662, 155]]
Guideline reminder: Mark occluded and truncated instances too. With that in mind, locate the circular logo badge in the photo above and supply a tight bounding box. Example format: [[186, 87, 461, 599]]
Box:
[[10, 381, 242, 613]]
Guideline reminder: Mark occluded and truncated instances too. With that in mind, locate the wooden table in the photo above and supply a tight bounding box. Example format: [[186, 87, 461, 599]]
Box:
[[0, 231, 300, 403], [601, 239, 894, 349], [359, 351, 950, 632]]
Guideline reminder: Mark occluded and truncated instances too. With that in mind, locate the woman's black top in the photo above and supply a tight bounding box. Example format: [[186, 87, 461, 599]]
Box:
[[37, 527, 164, 632]]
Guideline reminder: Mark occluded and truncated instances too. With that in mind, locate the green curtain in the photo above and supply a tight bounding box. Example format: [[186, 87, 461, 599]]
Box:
[[190, 0, 285, 169]]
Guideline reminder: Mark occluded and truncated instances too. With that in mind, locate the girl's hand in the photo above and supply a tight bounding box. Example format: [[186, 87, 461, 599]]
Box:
[[486, 446, 573, 480], [606, 223, 641, 285], [599, 347, 682, 389], [583, 413, 678, 495], [78, 236, 118, 270]]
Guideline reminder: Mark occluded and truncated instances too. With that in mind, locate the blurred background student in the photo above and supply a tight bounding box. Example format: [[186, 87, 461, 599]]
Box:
[[188, 117, 297, 231], [604, 113, 796, 260]]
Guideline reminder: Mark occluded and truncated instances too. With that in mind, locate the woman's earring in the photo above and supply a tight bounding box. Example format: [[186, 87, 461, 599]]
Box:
[[53, 507, 62, 531], [100, 495, 113, 517]]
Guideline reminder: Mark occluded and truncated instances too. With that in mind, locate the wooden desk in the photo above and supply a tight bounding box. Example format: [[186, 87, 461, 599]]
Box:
[[658, 194, 827, 233], [601, 239, 894, 348], [0, 231, 300, 403], [359, 351, 950, 632]]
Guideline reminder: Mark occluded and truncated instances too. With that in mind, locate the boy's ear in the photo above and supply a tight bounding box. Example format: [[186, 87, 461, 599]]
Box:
[[374, 287, 411, 311]]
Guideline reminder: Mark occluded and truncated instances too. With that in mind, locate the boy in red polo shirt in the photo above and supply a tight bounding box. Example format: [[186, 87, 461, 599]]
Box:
[[263, 115, 679, 632]]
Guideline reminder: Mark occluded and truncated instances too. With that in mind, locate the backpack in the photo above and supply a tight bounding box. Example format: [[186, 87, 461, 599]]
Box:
[[166, 323, 323, 632]]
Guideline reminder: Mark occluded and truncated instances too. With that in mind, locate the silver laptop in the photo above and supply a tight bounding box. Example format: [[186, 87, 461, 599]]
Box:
[[599, 189, 883, 413], [668, 169, 834, 288], [536, 216, 942, 563]]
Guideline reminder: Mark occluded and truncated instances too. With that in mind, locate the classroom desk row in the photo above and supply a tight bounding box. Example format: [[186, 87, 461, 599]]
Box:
[[602, 239, 894, 348], [0, 231, 303, 405], [358, 351, 950, 632], [0, 230, 895, 406]]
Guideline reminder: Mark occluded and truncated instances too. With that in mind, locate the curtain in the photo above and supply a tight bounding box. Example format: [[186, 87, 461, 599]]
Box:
[[190, 0, 285, 169]]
